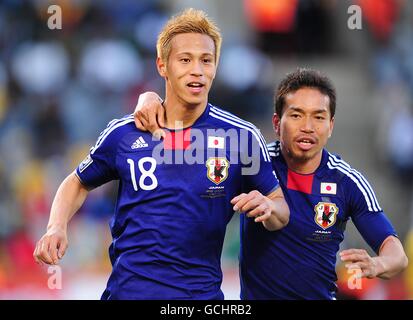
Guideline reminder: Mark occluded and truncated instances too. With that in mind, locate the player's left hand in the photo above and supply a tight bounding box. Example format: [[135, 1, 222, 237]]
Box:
[[231, 190, 274, 223], [133, 91, 166, 139], [339, 249, 379, 279]]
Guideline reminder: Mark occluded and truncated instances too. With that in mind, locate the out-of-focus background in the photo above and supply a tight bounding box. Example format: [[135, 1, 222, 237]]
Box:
[[0, 0, 412, 300]]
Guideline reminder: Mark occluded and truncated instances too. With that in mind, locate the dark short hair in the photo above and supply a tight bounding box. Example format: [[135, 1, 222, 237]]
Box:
[[275, 68, 336, 118]]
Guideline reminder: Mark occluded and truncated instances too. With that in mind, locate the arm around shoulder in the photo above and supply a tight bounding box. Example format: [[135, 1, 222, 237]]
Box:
[[133, 91, 165, 136]]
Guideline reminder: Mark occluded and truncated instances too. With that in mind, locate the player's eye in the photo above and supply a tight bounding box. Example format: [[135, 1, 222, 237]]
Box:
[[180, 58, 190, 63]]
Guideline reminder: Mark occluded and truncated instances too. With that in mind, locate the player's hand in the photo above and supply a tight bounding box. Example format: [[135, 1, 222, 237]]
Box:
[[339, 248, 379, 279], [134, 91, 166, 139], [231, 190, 274, 223], [33, 226, 68, 266]]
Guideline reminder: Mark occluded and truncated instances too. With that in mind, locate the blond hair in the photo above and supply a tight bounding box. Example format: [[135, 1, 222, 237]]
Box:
[[157, 8, 222, 65]]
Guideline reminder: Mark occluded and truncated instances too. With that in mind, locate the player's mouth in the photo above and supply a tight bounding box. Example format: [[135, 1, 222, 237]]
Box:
[[295, 136, 317, 151], [187, 82, 205, 94]]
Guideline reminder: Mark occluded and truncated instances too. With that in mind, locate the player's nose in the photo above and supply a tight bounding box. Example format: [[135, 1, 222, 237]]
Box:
[[190, 61, 203, 77], [300, 117, 315, 132]]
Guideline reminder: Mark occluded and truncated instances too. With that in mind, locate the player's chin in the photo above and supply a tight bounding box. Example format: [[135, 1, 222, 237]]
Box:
[[293, 149, 318, 161], [183, 96, 205, 107], [291, 151, 311, 161]]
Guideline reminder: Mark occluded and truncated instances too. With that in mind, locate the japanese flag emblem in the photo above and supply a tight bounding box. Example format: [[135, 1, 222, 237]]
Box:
[[320, 182, 337, 195], [208, 136, 225, 149]]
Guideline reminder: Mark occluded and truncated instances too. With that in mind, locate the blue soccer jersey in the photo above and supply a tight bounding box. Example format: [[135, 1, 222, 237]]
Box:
[[76, 103, 279, 300], [240, 141, 397, 300]]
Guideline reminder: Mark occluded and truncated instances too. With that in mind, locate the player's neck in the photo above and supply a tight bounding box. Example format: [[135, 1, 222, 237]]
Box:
[[163, 95, 207, 129], [282, 149, 323, 174]]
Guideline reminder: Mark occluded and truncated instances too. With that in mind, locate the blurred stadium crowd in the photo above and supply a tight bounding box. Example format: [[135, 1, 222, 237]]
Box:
[[0, 0, 413, 299]]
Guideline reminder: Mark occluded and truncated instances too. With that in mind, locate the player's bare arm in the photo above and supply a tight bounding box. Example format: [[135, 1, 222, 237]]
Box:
[[134, 91, 165, 139], [340, 235, 408, 279], [33, 172, 89, 266], [231, 187, 289, 231]]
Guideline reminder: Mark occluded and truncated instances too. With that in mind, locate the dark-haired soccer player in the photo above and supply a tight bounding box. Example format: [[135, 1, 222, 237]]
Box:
[[33, 9, 289, 300], [241, 68, 407, 299], [134, 68, 408, 300]]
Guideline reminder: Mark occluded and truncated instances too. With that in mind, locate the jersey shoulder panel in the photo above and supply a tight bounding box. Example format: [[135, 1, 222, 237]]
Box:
[[326, 152, 382, 212], [90, 114, 136, 155], [267, 141, 281, 160], [207, 104, 271, 162], [207, 104, 257, 130]]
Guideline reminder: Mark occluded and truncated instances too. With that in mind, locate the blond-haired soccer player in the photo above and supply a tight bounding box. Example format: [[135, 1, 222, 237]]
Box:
[[34, 8, 289, 299]]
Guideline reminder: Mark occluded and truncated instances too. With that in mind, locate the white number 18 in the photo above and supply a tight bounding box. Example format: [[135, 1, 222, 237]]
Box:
[[127, 157, 158, 191]]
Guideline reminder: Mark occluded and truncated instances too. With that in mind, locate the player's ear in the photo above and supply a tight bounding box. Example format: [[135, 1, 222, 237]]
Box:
[[273, 113, 281, 137], [157, 57, 166, 77]]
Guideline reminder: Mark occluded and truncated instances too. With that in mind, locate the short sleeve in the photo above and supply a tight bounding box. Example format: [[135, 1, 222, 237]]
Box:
[[76, 115, 134, 189]]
